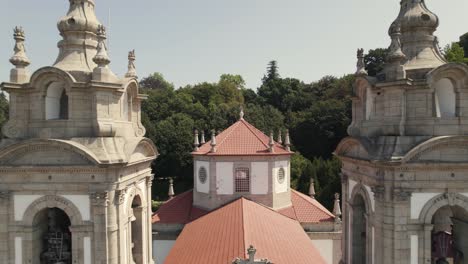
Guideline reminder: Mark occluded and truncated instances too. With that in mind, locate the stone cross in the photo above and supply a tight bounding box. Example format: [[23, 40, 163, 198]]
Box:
[[232, 246, 272, 264]]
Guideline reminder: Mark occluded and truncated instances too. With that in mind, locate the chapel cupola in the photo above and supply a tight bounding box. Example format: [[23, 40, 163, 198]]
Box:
[[191, 110, 293, 210]]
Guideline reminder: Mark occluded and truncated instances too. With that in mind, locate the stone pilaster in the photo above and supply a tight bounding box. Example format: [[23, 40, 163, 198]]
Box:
[[0, 191, 10, 264], [90, 191, 109, 264], [146, 175, 155, 264]]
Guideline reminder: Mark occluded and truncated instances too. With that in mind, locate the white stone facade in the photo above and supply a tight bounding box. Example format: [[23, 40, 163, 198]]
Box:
[[337, 1, 468, 263], [0, 1, 158, 263]]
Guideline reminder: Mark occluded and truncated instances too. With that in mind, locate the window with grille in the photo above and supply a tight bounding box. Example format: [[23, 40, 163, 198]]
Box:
[[235, 168, 250, 193], [278, 167, 286, 184], [198, 167, 207, 184]]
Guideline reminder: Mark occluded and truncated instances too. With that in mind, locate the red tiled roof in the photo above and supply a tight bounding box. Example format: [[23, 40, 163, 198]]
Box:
[[164, 198, 326, 264], [152, 190, 208, 224], [153, 189, 334, 225], [193, 119, 292, 156], [278, 190, 335, 223]]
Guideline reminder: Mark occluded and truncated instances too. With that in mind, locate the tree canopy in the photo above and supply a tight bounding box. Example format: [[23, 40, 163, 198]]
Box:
[[142, 62, 352, 209]]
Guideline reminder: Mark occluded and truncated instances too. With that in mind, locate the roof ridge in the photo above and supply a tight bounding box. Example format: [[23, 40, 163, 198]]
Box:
[[292, 189, 335, 217], [241, 119, 270, 149], [217, 120, 242, 148], [240, 198, 247, 259]]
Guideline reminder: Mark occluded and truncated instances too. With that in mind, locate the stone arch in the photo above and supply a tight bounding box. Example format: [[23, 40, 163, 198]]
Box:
[[418, 193, 468, 224], [22, 195, 84, 226], [334, 137, 371, 160], [349, 183, 373, 264], [122, 79, 146, 137], [349, 184, 372, 214], [0, 139, 100, 166], [125, 138, 159, 163], [427, 63, 468, 91], [402, 136, 468, 163], [29, 67, 75, 121], [125, 185, 146, 216]]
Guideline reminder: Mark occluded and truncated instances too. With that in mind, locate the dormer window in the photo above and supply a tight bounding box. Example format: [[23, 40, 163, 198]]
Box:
[[235, 168, 250, 193], [45, 82, 68, 120]]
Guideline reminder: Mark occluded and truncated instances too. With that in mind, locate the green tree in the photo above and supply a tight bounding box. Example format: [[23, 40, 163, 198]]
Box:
[[262, 60, 280, 82], [444, 43, 468, 64], [364, 48, 388, 76], [140, 72, 175, 90], [459, 32, 468, 58], [0, 93, 8, 138], [219, 74, 246, 89]]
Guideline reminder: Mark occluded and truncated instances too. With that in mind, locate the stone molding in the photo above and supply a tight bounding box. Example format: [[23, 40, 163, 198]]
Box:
[[22, 195, 84, 226]]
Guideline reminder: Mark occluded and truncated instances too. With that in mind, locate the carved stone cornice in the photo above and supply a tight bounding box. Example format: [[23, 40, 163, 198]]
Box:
[[146, 174, 154, 187], [371, 186, 385, 200], [90, 191, 109, 206], [393, 187, 412, 202], [0, 191, 10, 200]]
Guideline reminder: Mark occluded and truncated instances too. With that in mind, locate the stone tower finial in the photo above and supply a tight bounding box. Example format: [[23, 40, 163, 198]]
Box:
[[210, 130, 217, 153], [200, 130, 206, 144], [93, 25, 110, 67], [284, 130, 291, 152], [125, 50, 137, 78], [92, 25, 117, 82], [9, 26, 31, 83], [387, 0, 445, 72], [387, 23, 406, 63], [309, 178, 316, 199], [333, 193, 342, 222], [168, 178, 175, 199], [277, 130, 283, 145], [239, 106, 245, 120], [355, 48, 368, 77], [268, 131, 275, 153], [55, 0, 102, 73], [383, 22, 407, 81], [194, 129, 200, 151]]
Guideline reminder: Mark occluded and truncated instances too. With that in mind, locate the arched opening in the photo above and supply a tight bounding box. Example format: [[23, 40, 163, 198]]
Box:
[[434, 78, 456, 118], [32, 207, 72, 264], [45, 82, 68, 120], [351, 194, 367, 264], [130, 195, 144, 264], [431, 206, 468, 264]]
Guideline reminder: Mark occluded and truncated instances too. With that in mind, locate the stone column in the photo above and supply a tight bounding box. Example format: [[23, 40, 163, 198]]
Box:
[[90, 191, 109, 264], [0, 191, 10, 263], [340, 173, 348, 263], [423, 224, 434, 263], [107, 191, 119, 264], [146, 175, 155, 264], [391, 188, 412, 264], [371, 186, 385, 264]]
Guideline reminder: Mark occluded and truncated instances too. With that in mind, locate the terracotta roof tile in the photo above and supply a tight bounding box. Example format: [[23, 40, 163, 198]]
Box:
[[153, 190, 335, 225], [152, 190, 208, 224], [193, 119, 292, 156], [279, 190, 335, 223], [164, 198, 326, 264]]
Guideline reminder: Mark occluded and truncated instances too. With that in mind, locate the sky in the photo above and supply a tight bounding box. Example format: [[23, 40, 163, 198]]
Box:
[[1, 0, 468, 89]]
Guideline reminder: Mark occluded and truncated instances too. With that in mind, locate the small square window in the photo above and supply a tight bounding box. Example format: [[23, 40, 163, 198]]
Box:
[[235, 168, 250, 193]]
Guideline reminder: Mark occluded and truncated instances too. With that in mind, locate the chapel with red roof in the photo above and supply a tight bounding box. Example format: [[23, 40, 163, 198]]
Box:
[[152, 109, 342, 264]]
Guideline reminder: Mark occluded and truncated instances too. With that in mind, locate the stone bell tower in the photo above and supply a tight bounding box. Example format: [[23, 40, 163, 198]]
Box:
[[336, 1, 468, 263], [0, 1, 158, 264]]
